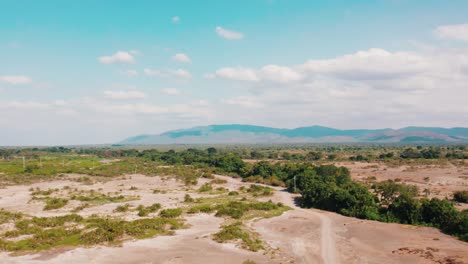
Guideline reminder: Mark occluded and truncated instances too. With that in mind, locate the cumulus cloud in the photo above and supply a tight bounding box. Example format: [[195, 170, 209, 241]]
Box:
[[172, 16, 180, 23], [144, 68, 191, 79], [215, 67, 259, 81], [160, 88, 181, 95], [215, 26, 244, 40], [0, 75, 32, 85], [260, 65, 303, 82], [98, 51, 135, 64], [103, 90, 147, 100], [300, 48, 431, 81], [435, 23, 468, 42], [0, 100, 49, 109], [216, 45, 468, 129], [173, 53, 191, 63], [214, 65, 302, 83]]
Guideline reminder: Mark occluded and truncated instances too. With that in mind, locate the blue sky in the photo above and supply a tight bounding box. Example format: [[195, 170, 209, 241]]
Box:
[[1, 0, 468, 145]]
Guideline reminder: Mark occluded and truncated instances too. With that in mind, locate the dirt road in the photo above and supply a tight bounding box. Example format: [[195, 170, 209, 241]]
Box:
[[274, 189, 338, 264]]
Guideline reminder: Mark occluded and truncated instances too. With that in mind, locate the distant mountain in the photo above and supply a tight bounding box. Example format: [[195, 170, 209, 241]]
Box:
[[120, 124, 468, 145]]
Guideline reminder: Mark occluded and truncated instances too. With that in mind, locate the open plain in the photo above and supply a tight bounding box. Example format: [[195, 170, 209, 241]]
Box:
[[0, 166, 466, 264]]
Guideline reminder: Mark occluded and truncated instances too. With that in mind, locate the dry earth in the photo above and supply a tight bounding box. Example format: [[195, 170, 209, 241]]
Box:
[[0, 171, 467, 264], [338, 161, 468, 210]]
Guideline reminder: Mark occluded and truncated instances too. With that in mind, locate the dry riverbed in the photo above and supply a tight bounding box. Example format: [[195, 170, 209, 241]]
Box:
[[0, 172, 467, 264]]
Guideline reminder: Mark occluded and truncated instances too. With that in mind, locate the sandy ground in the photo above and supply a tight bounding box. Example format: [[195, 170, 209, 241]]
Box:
[[337, 161, 468, 210], [0, 172, 467, 264]]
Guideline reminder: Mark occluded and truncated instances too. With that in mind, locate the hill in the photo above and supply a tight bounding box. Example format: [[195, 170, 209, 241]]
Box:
[[120, 124, 468, 145]]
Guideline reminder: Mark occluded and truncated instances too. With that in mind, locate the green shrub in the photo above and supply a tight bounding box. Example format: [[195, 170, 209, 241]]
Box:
[[159, 208, 182, 218], [114, 204, 130, 212], [454, 191, 468, 203], [137, 203, 162, 217], [184, 194, 194, 202], [198, 183, 213, 192], [188, 204, 214, 214], [43, 198, 68, 210], [213, 222, 263, 252], [0, 209, 22, 224]]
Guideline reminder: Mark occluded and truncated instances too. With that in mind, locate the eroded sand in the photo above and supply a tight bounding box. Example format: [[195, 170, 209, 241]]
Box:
[[0, 172, 466, 264]]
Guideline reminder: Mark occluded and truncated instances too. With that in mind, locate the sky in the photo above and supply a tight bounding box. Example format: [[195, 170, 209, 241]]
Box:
[[1, 0, 468, 145]]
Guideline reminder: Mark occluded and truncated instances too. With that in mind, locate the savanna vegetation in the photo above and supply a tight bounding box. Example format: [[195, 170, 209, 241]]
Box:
[[0, 144, 466, 247]]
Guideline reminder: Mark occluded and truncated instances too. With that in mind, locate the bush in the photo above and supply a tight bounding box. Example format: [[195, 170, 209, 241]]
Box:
[[159, 208, 182, 218], [454, 191, 468, 203], [198, 183, 213, 192], [114, 204, 130, 212], [188, 204, 214, 214], [184, 194, 194, 202], [137, 203, 161, 217], [43, 198, 68, 210], [213, 222, 263, 252]]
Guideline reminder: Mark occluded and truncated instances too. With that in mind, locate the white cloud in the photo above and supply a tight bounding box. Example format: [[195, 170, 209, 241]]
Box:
[[172, 16, 180, 23], [435, 23, 468, 42], [214, 65, 302, 83], [215, 45, 468, 129], [173, 53, 191, 63], [300, 48, 430, 81], [103, 90, 147, 100], [98, 51, 135, 64], [215, 67, 259, 81], [144, 68, 163, 76], [170, 69, 192, 79], [121, 70, 138, 77], [215, 26, 244, 40], [160, 88, 181, 95], [0, 100, 49, 110], [144, 68, 191, 79], [260, 65, 303, 82], [0, 75, 32, 85]]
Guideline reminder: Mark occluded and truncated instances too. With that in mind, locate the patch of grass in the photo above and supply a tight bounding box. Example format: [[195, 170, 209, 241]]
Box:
[[114, 204, 130, 213], [0, 213, 184, 252], [70, 190, 139, 205], [212, 222, 263, 252], [198, 183, 213, 192], [43, 198, 68, 210], [31, 188, 59, 196], [215, 200, 287, 219], [184, 194, 194, 202], [246, 184, 274, 196], [228, 191, 239, 196], [187, 204, 215, 214], [71, 203, 89, 213], [137, 203, 161, 217], [454, 190, 468, 203], [159, 208, 182, 218], [0, 209, 22, 224]]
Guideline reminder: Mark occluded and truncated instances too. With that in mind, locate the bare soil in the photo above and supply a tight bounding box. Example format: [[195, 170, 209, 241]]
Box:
[[0, 171, 466, 264]]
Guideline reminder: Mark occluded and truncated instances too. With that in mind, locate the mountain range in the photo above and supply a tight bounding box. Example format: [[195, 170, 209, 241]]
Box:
[[120, 125, 468, 145]]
